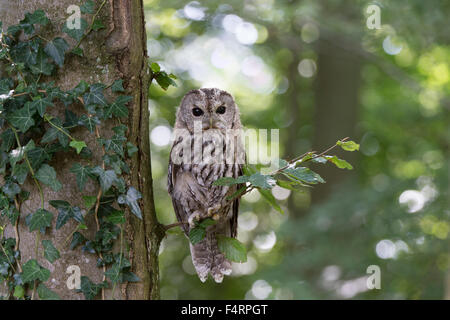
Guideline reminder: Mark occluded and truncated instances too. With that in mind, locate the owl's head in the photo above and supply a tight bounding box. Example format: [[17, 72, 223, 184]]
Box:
[[176, 88, 241, 132]]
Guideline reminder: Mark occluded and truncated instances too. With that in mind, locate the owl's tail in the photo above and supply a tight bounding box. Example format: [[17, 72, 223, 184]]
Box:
[[189, 230, 232, 283]]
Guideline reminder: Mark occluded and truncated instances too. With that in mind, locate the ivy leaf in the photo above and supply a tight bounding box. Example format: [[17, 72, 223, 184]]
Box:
[[259, 188, 284, 214], [25, 9, 49, 25], [79, 114, 100, 133], [217, 236, 247, 263], [337, 140, 360, 151], [92, 19, 105, 31], [50, 200, 83, 229], [83, 83, 107, 107], [117, 187, 142, 219], [105, 95, 132, 118], [6, 103, 36, 132], [13, 285, 25, 299], [21, 259, 50, 283], [79, 276, 105, 300], [37, 284, 60, 300], [69, 140, 87, 154], [70, 163, 93, 191], [12, 162, 29, 184], [70, 232, 87, 250], [80, 0, 95, 14], [111, 79, 125, 92], [2, 181, 21, 198], [91, 166, 117, 192], [71, 47, 83, 57], [126, 142, 138, 157], [42, 240, 60, 263], [29, 208, 53, 232], [31, 97, 54, 117], [82, 195, 97, 209], [62, 18, 88, 42], [44, 37, 69, 67], [29, 48, 54, 75], [104, 134, 126, 157], [106, 209, 125, 224], [35, 164, 62, 191], [0, 129, 15, 152], [27, 147, 51, 170]]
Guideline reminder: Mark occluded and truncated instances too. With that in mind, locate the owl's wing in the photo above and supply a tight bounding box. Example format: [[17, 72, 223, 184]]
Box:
[[168, 145, 190, 234]]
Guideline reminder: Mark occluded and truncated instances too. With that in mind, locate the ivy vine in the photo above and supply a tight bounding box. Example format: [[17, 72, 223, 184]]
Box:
[[0, 2, 171, 300]]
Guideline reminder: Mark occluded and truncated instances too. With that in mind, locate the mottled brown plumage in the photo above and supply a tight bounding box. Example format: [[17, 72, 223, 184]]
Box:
[[168, 88, 244, 283]]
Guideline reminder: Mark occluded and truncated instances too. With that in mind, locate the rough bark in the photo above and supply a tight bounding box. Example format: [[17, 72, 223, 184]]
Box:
[[0, 0, 159, 299]]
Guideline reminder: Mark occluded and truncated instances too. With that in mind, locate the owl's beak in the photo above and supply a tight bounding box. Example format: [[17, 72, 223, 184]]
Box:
[[209, 117, 213, 129]]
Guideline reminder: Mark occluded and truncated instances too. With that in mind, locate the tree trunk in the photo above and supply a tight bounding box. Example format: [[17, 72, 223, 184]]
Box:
[[0, 0, 160, 299]]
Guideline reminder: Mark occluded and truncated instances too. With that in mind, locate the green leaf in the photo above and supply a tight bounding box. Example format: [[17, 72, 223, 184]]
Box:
[[248, 172, 275, 189], [91, 167, 117, 192], [2, 181, 21, 198], [79, 276, 105, 300], [70, 163, 93, 191], [71, 47, 84, 57], [37, 284, 60, 300], [0, 129, 15, 152], [325, 155, 353, 170], [105, 95, 132, 118], [35, 164, 62, 191], [284, 166, 325, 184], [150, 62, 160, 73], [7, 103, 36, 132], [42, 240, 60, 263], [259, 188, 284, 214], [12, 162, 29, 184], [189, 226, 206, 245], [111, 79, 125, 92], [70, 232, 87, 250], [106, 209, 125, 224], [92, 19, 105, 31], [21, 259, 50, 283], [82, 195, 97, 209], [80, 0, 95, 14], [83, 83, 107, 106], [155, 71, 177, 90], [126, 142, 138, 156], [217, 236, 247, 263], [69, 140, 87, 154], [79, 114, 100, 132], [337, 140, 360, 151], [29, 48, 54, 75], [25, 9, 49, 25], [213, 176, 249, 186], [50, 200, 83, 230], [31, 97, 54, 117], [29, 209, 53, 232], [117, 187, 142, 219], [13, 285, 25, 299], [44, 37, 69, 67]]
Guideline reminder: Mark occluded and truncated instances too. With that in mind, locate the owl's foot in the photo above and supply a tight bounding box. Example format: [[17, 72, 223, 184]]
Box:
[[188, 211, 202, 228], [207, 204, 222, 221]]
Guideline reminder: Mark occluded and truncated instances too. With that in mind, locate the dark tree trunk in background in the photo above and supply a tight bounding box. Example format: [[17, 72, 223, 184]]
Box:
[[0, 0, 159, 299], [311, 37, 361, 203]]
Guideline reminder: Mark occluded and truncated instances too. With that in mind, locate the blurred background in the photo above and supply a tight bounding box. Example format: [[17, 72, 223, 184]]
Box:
[[143, 0, 449, 299]]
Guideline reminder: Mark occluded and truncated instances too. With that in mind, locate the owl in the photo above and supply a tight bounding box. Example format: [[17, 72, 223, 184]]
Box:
[[168, 88, 244, 283]]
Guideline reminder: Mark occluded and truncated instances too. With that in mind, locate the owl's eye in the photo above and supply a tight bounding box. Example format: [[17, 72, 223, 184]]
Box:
[[192, 107, 204, 116], [216, 105, 226, 114]]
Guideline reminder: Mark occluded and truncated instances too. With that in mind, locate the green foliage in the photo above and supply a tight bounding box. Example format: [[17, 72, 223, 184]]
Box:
[[217, 236, 247, 263], [0, 6, 144, 300], [149, 61, 177, 90]]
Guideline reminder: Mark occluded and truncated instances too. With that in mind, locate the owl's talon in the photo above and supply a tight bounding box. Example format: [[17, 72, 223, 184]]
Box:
[[188, 212, 202, 228]]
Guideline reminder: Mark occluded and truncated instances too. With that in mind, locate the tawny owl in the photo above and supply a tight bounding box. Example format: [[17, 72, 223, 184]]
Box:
[[168, 88, 244, 283]]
